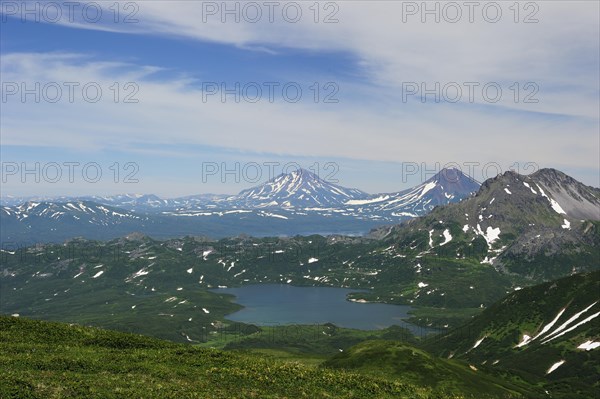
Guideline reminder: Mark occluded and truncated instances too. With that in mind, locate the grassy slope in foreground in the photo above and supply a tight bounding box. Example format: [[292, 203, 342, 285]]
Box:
[[1, 315, 518, 399], [322, 340, 542, 398]]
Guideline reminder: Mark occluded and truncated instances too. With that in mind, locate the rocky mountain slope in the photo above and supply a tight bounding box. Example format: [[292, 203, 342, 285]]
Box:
[[373, 168, 600, 280]]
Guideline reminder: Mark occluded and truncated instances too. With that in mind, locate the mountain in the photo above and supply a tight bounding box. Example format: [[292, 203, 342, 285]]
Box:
[[0, 199, 380, 242], [0, 201, 151, 242], [1, 201, 141, 223], [0, 168, 479, 216], [89, 193, 167, 210], [530, 168, 600, 220], [346, 168, 480, 218], [235, 168, 368, 208], [85, 193, 232, 212], [0, 168, 480, 241], [0, 194, 229, 212], [374, 168, 600, 280], [423, 271, 600, 399], [161, 167, 479, 219]]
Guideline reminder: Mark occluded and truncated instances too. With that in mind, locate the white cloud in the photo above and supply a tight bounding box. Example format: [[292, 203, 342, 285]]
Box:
[[47, 1, 598, 116], [1, 1, 598, 189], [2, 51, 597, 171]]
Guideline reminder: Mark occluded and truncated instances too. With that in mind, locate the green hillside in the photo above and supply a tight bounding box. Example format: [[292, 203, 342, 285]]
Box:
[[423, 271, 600, 399], [1, 315, 532, 399], [323, 340, 542, 398]]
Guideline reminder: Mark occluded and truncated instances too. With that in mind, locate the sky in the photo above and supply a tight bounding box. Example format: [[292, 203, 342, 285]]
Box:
[[1, 0, 599, 197]]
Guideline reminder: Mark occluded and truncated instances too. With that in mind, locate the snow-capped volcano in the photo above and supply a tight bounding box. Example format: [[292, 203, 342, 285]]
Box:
[[235, 168, 368, 208], [347, 168, 480, 218]]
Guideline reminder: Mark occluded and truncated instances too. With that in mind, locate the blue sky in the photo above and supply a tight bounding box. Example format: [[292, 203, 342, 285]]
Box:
[[1, 1, 599, 197]]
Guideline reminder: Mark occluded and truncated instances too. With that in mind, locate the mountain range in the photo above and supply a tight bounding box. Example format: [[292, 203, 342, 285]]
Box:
[[0, 168, 480, 242]]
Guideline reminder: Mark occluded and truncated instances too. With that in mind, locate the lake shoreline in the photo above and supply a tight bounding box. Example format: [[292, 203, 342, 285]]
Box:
[[210, 284, 433, 334]]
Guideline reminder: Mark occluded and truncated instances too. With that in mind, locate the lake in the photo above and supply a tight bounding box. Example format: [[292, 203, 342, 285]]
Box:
[[213, 284, 427, 334]]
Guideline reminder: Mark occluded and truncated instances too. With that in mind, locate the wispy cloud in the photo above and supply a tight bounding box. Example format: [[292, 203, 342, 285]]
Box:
[[1, 1, 598, 193], [2, 51, 597, 166]]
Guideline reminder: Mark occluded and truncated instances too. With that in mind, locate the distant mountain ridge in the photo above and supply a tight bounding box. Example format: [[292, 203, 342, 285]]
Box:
[[347, 168, 480, 217], [0, 168, 480, 241], [0, 167, 478, 213], [4, 167, 598, 244]]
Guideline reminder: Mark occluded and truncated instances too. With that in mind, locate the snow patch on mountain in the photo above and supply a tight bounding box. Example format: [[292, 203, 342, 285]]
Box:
[[523, 181, 537, 194], [543, 310, 600, 344], [546, 360, 565, 374], [530, 307, 567, 342], [346, 195, 389, 205], [472, 336, 486, 349], [440, 229, 452, 246], [515, 334, 532, 348], [541, 302, 598, 343], [578, 340, 600, 351], [476, 224, 501, 246]]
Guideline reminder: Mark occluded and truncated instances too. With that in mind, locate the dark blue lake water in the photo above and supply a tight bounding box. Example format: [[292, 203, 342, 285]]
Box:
[[214, 284, 427, 333]]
